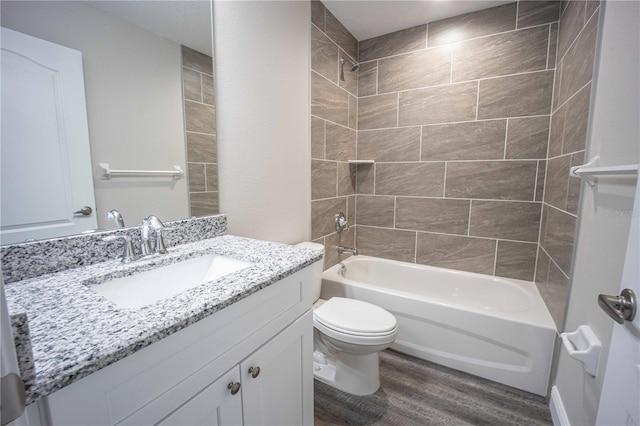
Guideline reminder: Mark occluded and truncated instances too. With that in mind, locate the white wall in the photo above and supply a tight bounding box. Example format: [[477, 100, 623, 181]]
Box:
[[1, 1, 189, 228], [552, 2, 639, 424], [213, 1, 311, 244]]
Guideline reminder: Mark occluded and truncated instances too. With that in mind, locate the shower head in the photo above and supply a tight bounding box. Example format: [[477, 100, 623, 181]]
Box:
[[339, 57, 359, 81]]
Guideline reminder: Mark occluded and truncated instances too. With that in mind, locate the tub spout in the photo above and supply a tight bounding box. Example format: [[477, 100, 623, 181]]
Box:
[[338, 246, 358, 256]]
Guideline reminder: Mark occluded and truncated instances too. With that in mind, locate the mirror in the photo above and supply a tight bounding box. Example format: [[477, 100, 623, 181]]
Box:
[[0, 0, 218, 245]]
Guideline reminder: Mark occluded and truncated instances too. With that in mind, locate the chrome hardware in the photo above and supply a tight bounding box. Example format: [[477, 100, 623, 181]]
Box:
[[1, 373, 26, 425], [248, 366, 260, 378], [73, 206, 93, 216], [227, 382, 241, 395], [335, 212, 348, 233], [338, 246, 358, 256], [105, 209, 125, 228], [102, 235, 140, 263], [141, 215, 173, 255], [338, 263, 346, 276], [598, 289, 637, 324]]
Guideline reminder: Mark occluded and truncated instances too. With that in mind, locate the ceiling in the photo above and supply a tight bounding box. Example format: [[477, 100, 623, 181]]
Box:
[[323, 0, 512, 41]]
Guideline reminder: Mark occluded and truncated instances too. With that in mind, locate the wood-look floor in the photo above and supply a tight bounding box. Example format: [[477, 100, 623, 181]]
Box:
[[314, 350, 552, 426]]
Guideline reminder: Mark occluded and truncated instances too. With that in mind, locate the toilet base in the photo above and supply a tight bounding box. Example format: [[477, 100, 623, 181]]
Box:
[[313, 349, 381, 396]]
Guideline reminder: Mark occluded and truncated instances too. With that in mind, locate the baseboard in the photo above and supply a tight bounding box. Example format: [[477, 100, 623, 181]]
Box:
[[549, 385, 570, 426]]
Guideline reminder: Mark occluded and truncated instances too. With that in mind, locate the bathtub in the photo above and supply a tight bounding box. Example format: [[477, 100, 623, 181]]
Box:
[[321, 256, 556, 396]]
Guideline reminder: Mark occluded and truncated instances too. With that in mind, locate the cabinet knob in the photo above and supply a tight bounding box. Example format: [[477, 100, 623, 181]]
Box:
[[248, 366, 260, 378], [227, 382, 241, 395]]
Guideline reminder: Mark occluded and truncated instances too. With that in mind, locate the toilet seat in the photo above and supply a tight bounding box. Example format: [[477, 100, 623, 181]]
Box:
[[313, 297, 398, 345]]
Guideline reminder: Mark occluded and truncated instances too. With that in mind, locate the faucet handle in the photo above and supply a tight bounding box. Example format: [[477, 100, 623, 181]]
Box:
[[153, 227, 174, 254], [102, 235, 140, 263]]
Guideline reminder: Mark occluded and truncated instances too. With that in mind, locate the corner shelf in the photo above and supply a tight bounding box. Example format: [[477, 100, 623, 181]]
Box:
[[347, 160, 374, 165]]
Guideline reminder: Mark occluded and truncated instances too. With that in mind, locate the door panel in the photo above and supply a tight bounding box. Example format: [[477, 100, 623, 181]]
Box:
[[1, 27, 96, 244]]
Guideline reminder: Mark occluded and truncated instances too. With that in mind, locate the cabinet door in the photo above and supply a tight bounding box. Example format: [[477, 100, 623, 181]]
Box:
[[241, 311, 313, 426], [158, 366, 243, 426]]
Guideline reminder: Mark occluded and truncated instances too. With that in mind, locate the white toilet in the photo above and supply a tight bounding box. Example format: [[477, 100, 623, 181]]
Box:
[[298, 242, 398, 396]]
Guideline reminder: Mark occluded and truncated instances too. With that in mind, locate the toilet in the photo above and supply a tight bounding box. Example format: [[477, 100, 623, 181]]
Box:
[[297, 242, 398, 396]]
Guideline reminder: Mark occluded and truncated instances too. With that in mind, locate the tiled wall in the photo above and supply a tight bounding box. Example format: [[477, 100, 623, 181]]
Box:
[[182, 46, 219, 216], [354, 2, 560, 282], [310, 1, 358, 268], [536, 1, 600, 326]]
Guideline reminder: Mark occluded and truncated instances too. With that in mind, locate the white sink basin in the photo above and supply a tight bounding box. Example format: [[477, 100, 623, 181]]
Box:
[[90, 254, 253, 309]]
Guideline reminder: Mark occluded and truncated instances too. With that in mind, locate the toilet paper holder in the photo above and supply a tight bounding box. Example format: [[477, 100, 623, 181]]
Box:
[[560, 325, 601, 377]]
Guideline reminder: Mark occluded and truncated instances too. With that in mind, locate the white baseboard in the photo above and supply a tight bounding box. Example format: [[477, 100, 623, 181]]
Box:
[[549, 385, 571, 426]]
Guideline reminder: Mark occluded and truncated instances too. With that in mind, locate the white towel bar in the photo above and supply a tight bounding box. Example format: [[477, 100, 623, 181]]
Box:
[[570, 157, 638, 187], [99, 163, 184, 180]]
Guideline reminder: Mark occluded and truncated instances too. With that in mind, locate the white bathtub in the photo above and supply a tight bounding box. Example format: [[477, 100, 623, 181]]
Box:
[[321, 256, 556, 396]]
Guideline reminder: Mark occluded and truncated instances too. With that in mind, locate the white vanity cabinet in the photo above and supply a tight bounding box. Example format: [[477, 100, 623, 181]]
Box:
[[41, 266, 314, 426]]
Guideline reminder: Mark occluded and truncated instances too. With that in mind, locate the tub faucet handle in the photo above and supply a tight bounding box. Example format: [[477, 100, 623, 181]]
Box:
[[335, 212, 348, 233]]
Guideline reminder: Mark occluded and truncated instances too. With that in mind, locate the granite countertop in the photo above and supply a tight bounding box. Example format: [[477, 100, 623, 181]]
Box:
[[4, 235, 323, 404]]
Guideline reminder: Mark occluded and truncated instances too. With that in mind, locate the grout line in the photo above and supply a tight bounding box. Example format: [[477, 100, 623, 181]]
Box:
[[449, 48, 454, 84], [311, 114, 353, 132], [311, 22, 357, 64], [322, 194, 543, 204], [553, 80, 592, 115], [323, 120, 327, 159], [185, 130, 215, 137], [515, 1, 520, 30], [556, 8, 598, 67], [546, 24, 552, 70], [393, 196, 397, 228], [375, 59, 379, 95], [419, 126, 423, 161], [543, 200, 578, 218], [312, 69, 353, 98], [492, 240, 499, 275], [202, 163, 208, 192], [443, 162, 448, 197], [368, 158, 543, 164], [539, 243, 571, 280], [414, 231, 418, 263], [503, 119, 509, 159], [467, 200, 472, 236], [350, 116, 549, 131], [182, 65, 214, 78], [534, 160, 540, 201], [396, 92, 400, 127]]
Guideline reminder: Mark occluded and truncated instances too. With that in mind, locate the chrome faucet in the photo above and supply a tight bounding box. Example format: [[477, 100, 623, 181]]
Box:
[[105, 209, 125, 228], [338, 246, 358, 256], [141, 215, 173, 255]]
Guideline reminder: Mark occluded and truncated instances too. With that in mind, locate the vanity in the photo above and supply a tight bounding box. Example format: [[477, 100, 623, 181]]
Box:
[[2, 215, 321, 425]]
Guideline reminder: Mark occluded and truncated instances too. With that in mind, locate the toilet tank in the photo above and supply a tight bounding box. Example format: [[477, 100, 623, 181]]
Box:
[[295, 242, 324, 302]]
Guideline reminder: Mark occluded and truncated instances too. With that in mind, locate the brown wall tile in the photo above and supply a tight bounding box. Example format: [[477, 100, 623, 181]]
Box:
[[544, 154, 571, 209], [378, 47, 451, 92], [427, 3, 517, 47], [586, 0, 600, 19], [185, 101, 215, 133], [348, 94, 357, 129], [562, 84, 591, 154], [518, 1, 561, 28], [396, 197, 470, 234], [312, 197, 347, 240], [187, 132, 216, 163], [312, 72, 349, 126], [446, 161, 538, 200], [358, 62, 378, 97], [416, 233, 496, 274], [339, 49, 358, 96], [548, 107, 565, 157], [536, 160, 547, 202], [182, 46, 213, 75], [557, 12, 597, 106], [358, 93, 398, 130], [311, 0, 325, 31], [357, 226, 416, 262], [506, 116, 550, 159], [205, 164, 217, 192], [376, 163, 445, 197], [202, 74, 214, 106], [566, 152, 584, 215], [356, 195, 395, 227], [326, 10, 358, 61], [452, 26, 549, 82], [540, 204, 576, 274], [325, 123, 356, 161], [190, 192, 219, 216], [470, 200, 541, 242], [312, 160, 338, 200], [311, 117, 325, 159], [495, 240, 537, 280], [535, 246, 551, 284], [557, 0, 586, 60], [478, 71, 554, 119], [360, 24, 427, 62], [548, 23, 559, 69], [188, 163, 206, 192], [312, 26, 339, 83], [358, 127, 421, 162], [543, 260, 570, 328], [356, 164, 375, 194], [422, 120, 506, 161], [399, 81, 478, 126], [183, 68, 202, 102]]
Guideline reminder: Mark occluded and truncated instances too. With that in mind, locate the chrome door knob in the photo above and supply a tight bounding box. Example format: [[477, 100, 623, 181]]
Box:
[[248, 366, 260, 378], [598, 289, 637, 324], [73, 206, 93, 216], [227, 382, 241, 395]]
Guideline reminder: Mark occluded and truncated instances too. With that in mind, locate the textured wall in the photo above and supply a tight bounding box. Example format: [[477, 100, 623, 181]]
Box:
[[181, 46, 219, 216], [353, 2, 559, 282], [536, 0, 601, 327], [310, 1, 358, 268]]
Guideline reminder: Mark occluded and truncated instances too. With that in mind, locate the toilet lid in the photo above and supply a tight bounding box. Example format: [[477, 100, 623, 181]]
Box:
[[314, 297, 397, 335]]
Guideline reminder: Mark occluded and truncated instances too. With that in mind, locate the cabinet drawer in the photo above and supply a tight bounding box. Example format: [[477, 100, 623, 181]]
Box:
[[46, 266, 312, 426]]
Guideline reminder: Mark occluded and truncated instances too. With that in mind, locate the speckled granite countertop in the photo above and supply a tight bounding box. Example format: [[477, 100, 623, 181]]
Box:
[[4, 235, 322, 405]]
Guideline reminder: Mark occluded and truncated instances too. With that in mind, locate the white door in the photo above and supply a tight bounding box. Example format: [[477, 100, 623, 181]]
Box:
[[158, 366, 243, 426], [241, 311, 313, 426], [596, 180, 640, 426], [0, 27, 96, 244]]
